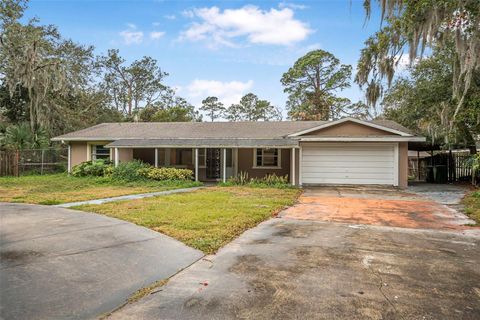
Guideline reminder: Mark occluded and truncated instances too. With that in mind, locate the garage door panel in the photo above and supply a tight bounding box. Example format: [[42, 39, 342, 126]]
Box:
[[301, 143, 397, 186], [302, 150, 394, 157], [304, 171, 393, 178], [302, 177, 395, 185], [302, 160, 394, 168], [302, 167, 393, 174], [302, 155, 394, 162]]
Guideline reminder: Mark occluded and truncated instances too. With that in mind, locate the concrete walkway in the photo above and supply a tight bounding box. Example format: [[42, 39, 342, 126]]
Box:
[[0, 203, 204, 320], [55, 186, 204, 208]]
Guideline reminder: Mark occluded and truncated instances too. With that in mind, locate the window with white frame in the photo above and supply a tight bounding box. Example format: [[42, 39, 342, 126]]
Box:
[[91, 145, 110, 160], [254, 148, 281, 168]]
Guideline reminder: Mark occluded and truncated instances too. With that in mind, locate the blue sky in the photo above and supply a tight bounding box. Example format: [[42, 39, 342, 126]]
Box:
[[25, 0, 385, 118]]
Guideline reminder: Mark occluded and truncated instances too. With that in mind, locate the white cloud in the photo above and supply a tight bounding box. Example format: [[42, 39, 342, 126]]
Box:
[[279, 1, 308, 10], [152, 22, 161, 27], [180, 6, 311, 47], [119, 24, 143, 45], [186, 79, 254, 107], [150, 31, 165, 40], [182, 9, 195, 18], [164, 14, 176, 20]]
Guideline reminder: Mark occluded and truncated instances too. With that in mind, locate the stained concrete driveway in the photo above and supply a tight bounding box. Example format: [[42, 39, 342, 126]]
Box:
[[109, 184, 480, 320], [0, 203, 203, 320], [282, 184, 476, 230]]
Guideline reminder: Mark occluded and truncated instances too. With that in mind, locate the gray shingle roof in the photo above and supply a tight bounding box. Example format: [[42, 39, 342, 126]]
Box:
[[106, 138, 298, 148], [52, 119, 413, 141]]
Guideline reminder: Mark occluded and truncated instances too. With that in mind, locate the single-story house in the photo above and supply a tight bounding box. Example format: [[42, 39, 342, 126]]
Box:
[[52, 117, 425, 188]]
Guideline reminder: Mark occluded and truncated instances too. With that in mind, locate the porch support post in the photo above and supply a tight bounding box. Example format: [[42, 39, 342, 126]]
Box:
[[291, 147, 296, 186], [114, 148, 119, 167], [299, 147, 303, 186], [194, 148, 199, 182], [67, 144, 71, 174], [222, 148, 227, 183], [155, 148, 159, 168]]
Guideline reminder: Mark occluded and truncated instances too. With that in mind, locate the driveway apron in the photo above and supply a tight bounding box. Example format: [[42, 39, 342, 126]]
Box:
[[0, 203, 203, 320]]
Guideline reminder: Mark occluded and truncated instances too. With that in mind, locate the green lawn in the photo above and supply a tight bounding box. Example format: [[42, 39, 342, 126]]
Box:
[[74, 187, 301, 253], [463, 190, 480, 225], [0, 173, 201, 205]]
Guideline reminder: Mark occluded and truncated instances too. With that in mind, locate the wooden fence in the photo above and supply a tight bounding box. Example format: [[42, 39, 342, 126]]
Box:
[[0, 148, 68, 177], [409, 150, 476, 183]]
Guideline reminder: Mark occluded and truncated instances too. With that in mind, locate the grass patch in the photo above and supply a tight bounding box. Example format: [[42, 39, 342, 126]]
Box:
[[74, 186, 301, 254], [463, 190, 480, 225], [0, 173, 202, 204]]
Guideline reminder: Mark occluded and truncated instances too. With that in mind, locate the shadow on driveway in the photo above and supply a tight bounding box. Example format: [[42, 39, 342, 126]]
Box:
[[0, 203, 203, 320]]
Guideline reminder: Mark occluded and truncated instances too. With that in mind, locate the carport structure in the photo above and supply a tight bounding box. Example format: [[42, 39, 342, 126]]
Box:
[[53, 118, 425, 188]]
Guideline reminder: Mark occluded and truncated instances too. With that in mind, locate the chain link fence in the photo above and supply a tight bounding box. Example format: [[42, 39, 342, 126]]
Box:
[[0, 148, 68, 177]]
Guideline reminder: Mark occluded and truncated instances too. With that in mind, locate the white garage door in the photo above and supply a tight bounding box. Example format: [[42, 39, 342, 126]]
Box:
[[301, 143, 398, 186]]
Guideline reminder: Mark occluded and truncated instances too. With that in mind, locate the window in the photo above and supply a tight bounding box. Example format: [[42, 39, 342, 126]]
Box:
[[254, 148, 281, 168], [92, 145, 110, 160]]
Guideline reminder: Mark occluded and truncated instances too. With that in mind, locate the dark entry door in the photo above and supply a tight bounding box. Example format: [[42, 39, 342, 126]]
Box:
[[206, 148, 221, 179]]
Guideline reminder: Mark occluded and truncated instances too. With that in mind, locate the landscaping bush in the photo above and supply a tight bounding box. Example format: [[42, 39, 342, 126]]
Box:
[[71, 160, 113, 177], [140, 167, 193, 181], [71, 159, 194, 182], [110, 160, 151, 181], [223, 172, 292, 188]]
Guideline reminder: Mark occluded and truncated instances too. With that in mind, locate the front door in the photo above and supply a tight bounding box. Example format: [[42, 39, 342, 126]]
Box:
[[206, 148, 221, 179]]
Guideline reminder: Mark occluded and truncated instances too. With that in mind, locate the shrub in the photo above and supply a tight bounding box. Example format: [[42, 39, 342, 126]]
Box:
[[71, 160, 113, 177], [110, 160, 151, 181], [224, 172, 292, 188], [226, 171, 249, 185], [141, 167, 193, 181]]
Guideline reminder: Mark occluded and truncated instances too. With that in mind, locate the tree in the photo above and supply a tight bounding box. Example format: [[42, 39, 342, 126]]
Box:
[[224, 103, 244, 122], [1, 1, 97, 135], [358, 0, 480, 129], [281, 50, 353, 120], [98, 49, 167, 115], [382, 45, 480, 150], [200, 96, 225, 121], [223, 93, 282, 121], [0, 122, 49, 150], [137, 89, 202, 122]]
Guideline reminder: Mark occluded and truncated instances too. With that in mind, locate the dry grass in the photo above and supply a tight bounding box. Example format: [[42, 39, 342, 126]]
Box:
[[74, 187, 301, 253], [0, 174, 201, 205]]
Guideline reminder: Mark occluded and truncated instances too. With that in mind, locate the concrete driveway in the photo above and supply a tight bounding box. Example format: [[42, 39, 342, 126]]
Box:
[[109, 184, 480, 320], [0, 203, 203, 320], [282, 184, 476, 230]]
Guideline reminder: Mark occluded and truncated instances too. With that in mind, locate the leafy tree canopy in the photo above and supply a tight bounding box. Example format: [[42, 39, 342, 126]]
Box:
[[382, 44, 480, 149], [281, 50, 368, 120], [224, 93, 282, 121], [358, 0, 480, 130], [200, 96, 225, 122]]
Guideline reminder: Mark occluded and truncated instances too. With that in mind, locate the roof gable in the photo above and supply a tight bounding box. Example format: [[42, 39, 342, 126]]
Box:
[[288, 118, 412, 137]]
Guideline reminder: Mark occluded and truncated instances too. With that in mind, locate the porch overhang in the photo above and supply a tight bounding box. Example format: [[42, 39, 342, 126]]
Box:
[[104, 138, 299, 149]]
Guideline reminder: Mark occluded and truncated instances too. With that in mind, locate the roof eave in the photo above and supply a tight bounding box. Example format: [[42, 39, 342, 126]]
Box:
[[288, 117, 413, 137]]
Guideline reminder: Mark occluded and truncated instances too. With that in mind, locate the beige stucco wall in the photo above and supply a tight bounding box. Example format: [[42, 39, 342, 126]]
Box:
[[113, 148, 133, 163], [70, 142, 88, 169], [308, 122, 393, 136], [399, 142, 408, 188]]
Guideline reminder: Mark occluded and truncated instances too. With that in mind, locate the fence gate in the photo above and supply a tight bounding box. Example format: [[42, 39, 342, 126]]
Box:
[[0, 151, 19, 176]]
